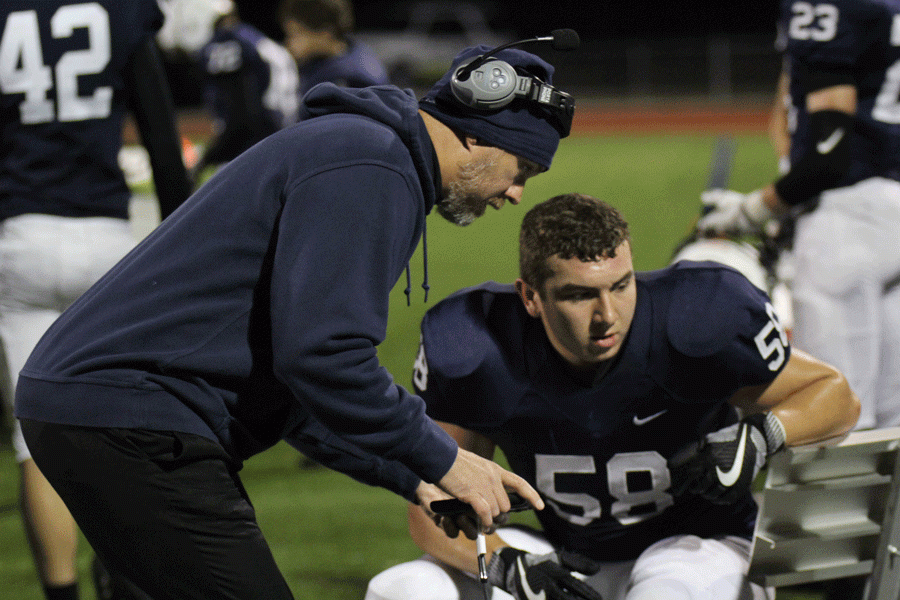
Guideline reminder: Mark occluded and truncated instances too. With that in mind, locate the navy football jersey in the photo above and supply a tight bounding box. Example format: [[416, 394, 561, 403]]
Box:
[[0, 0, 162, 220], [781, 0, 900, 184], [413, 262, 791, 561], [201, 22, 300, 137]]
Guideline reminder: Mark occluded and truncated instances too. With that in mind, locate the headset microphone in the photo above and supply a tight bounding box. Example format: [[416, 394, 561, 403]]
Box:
[[454, 29, 580, 82], [449, 29, 579, 134]]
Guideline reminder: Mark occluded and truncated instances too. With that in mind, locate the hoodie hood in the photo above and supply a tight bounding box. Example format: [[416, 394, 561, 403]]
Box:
[[300, 83, 440, 216]]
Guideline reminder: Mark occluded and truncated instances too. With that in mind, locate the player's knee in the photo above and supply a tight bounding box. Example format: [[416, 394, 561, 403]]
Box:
[[627, 578, 694, 600], [628, 575, 769, 600], [628, 535, 761, 600], [364, 559, 461, 600]]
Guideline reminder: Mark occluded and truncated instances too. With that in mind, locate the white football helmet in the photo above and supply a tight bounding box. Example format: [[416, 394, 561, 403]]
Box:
[[671, 237, 769, 291], [156, 0, 235, 54]]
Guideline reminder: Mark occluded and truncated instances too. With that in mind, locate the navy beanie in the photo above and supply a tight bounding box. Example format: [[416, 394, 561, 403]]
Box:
[[419, 46, 571, 170]]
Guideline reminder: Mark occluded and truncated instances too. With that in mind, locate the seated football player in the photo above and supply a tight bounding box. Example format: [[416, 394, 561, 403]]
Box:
[[365, 193, 860, 600]]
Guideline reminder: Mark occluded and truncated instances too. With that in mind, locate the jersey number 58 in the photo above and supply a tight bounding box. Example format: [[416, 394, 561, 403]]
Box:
[[536, 452, 674, 527]]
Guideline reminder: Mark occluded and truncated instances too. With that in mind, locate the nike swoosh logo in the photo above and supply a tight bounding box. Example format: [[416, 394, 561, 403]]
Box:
[[517, 557, 546, 600], [715, 424, 748, 487], [816, 128, 845, 154], [633, 410, 667, 426]]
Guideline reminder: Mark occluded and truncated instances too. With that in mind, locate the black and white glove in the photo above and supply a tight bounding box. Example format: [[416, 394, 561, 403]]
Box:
[[487, 547, 603, 600], [668, 412, 786, 505], [698, 189, 774, 236]]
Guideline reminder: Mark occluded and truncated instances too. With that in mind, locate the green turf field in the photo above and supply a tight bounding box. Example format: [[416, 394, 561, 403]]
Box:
[[0, 132, 827, 599]]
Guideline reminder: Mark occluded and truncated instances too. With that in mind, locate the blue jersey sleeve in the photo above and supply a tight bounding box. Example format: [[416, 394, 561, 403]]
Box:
[[413, 283, 523, 427], [663, 263, 791, 400]]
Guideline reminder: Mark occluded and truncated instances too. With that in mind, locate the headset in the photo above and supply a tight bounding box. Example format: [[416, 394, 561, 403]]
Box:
[[449, 29, 580, 133]]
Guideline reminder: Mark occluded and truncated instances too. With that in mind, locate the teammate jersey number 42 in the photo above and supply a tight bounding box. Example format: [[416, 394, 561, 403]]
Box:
[[1, 4, 113, 124]]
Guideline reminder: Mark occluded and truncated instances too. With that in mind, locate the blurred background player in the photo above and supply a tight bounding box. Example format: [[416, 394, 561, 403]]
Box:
[[155, 0, 225, 108], [365, 193, 859, 600], [192, 0, 300, 178], [0, 1, 192, 599], [279, 0, 389, 96], [699, 0, 900, 434]]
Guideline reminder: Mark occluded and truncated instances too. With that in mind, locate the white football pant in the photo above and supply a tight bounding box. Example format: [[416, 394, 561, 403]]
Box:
[[0, 214, 135, 462], [364, 527, 772, 600], [791, 177, 900, 430]]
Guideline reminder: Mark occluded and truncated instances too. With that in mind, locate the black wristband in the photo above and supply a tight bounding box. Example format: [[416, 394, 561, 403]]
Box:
[[774, 109, 853, 205]]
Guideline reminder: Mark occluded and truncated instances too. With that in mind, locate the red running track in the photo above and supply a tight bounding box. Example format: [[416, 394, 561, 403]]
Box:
[[570, 103, 770, 135], [125, 104, 771, 143]]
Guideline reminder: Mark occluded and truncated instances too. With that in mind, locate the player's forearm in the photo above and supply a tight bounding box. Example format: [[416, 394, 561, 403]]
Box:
[[769, 352, 861, 446], [768, 69, 791, 164], [407, 503, 508, 575], [768, 87, 856, 209]]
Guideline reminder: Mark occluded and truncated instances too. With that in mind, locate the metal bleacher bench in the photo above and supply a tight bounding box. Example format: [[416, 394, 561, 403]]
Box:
[[748, 426, 900, 599]]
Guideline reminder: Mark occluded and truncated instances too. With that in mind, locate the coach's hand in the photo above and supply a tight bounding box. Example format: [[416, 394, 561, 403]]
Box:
[[413, 481, 488, 540], [668, 412, 786, 504], [487, 548, 603, 600], [698, 189, 773, 236], [437, 448, 543, 538]]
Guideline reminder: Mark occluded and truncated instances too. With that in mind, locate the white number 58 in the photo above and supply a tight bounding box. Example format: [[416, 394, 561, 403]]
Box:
[[754, 302, 789, 371]]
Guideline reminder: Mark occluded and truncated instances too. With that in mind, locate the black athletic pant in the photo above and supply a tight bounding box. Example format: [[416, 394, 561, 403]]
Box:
[[21, 420, 294, 600]]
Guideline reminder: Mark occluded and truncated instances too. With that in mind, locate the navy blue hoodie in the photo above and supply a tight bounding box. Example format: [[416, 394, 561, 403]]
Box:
[[15, 83, 457, 501]]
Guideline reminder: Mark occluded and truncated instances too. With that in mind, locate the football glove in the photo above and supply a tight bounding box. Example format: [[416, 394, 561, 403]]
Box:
[[486, 547, 604, 600], [668, 412, 786, 505], [698, 189, 774, 236]]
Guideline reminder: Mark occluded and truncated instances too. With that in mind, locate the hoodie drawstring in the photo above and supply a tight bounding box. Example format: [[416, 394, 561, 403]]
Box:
[[404, 219, 429, 306], [421, 223, 429, 302], [404, 266, 412, 306]]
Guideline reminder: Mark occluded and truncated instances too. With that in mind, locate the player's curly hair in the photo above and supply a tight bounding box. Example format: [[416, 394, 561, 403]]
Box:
[[278, 0, 354, 38], [520, 193, 630, 292]]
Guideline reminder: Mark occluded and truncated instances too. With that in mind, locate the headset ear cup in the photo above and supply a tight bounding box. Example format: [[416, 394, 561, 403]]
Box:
[[450, 59, 520, 110]]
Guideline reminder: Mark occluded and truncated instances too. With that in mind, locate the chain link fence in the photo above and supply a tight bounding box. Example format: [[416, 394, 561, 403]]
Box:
[[552, 34, 781, 104]]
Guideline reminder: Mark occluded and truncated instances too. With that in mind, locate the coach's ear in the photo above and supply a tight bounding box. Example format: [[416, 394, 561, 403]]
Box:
[[515, 279, 541, 318]]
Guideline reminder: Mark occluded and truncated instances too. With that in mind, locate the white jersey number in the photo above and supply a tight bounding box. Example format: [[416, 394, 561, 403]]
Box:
[[754, 302, 789, 371], [0, 3, 112, 124], [412, 338, 428, 392], [536, 452, 673, 527], [789, 2, 839, 42], [872, 16, 900, 124], [255, 37, 299, 128]]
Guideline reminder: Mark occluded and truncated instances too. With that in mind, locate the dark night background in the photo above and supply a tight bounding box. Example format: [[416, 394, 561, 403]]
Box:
[[151, 0, 781, 106], [234, 0, 780, 42]]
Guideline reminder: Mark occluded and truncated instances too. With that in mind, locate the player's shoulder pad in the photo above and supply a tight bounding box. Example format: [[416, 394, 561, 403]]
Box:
[[665, 261, 771, 358], [421, 282, 519, 379]]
